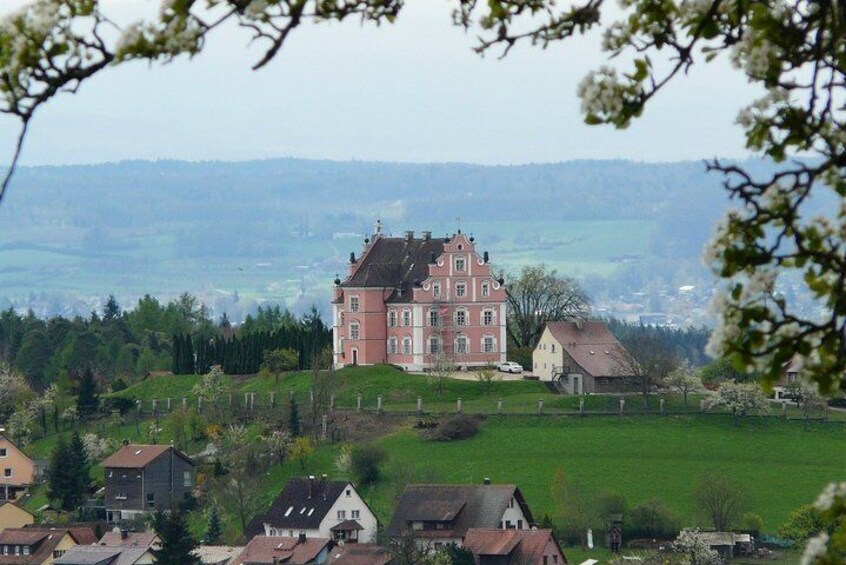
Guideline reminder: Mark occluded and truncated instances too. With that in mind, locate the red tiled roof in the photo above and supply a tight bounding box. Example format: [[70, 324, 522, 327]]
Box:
[[67, 527, 98, 546], [464, 529, 567, 564], [101, 444, 191, 469], [327, 544, 393, 565], [98, 531, 159, 548], [545, 321, 629, 377], [0, 528, 72, 565], [233, 536, 331, 565]]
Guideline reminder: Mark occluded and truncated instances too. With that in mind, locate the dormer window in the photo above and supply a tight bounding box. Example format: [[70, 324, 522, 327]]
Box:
[[455, 257, 466, 271]]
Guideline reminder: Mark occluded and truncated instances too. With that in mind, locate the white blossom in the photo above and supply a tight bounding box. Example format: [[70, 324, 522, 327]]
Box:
[[814, 481, 846, 511], [800, 531, 829, 565]]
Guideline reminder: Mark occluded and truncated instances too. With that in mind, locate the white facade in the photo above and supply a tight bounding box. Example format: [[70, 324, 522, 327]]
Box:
[[263, 482, 378, 544]]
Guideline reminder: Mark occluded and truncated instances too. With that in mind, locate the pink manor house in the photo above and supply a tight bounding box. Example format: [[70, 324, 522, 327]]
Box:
[[332, 225, 507, 371]]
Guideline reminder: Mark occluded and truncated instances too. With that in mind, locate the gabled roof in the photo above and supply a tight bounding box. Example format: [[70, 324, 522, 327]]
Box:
[[101, 444, 193, 469], [244, 478, 352, 537], [0, 528, 73, 565], [98, 531, 159, 549], [329, 520, 362, 532], [543, 321, 628, 378], [53, 545, 149, 565], [464, 528, 567, 564], [385, 484, 533, 539], [232, 536, 331, 565], [192, 545, 244, 565], [327, 544, 394, 565], [341, 236, 447, 290]]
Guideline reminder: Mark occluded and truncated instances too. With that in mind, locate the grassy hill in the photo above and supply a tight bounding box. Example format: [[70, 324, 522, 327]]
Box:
[[18, 365, 846, 551]]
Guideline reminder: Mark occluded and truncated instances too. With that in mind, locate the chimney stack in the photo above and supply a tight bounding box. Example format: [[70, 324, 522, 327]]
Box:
[[483, 477, 491, 485], [298, 533, 307, 544], [120, 529, 128, 540]]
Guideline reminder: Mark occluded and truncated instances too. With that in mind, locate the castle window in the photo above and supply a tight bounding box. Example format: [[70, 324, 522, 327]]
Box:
[[455, 257, 466, 271], [455, 283, 467, 298], [455, 335, 468, 354], [350, 322, 360, 340], [402, 336, 412, 355], [429, 337, 441, 354], [482, 282, 490, 297], [429, 310, 440, 327], [388, 310, 397, 327], [349, 296, 360, 313], [483, 310, 494, 326], [483, 336, 496, 354], [433, 283, 441, 299], [388, 337, 398, 355], [402, 309, 411, 326], [455, 310, 467, 326]]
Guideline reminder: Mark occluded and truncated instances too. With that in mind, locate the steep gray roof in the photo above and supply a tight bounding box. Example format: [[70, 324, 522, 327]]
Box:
[[244, 478, 350, 538], [386, 484, 533, 539], [341, 236, 447, 290]]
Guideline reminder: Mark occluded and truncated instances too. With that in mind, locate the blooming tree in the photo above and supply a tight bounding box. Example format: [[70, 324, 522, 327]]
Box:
[[672, 529, 722, 565], [665, 360, 705, 407], [703, 380, 769, 425]]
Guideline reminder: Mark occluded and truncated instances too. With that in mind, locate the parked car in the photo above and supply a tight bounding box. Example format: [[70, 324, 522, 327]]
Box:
[[498, 361, 524, 374]]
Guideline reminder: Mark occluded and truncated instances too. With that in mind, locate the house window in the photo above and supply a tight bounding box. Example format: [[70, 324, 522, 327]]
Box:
[[349, 296, 360, 313], [402, 309, 411, 326], [115, 492, 127, 500], [14, 546, 19, 556], [429, 337, 441, 355], [455, 336, 467, 354], [544, 557, 548, 565], [551, 344, 556, 353], [337, 510, 346, 519], [22, 546, 29, 556], [388, 310, 397, 327], [53, 550, 66, 558], [146, 493, 155, 507], [483, 336, 495, 353], [518, 520, 524, 529], [183, 471, 192, 488], [433, 283, 441, 299], [483, 310, 494, 326], [3, 469, 11, 478], [402, 337, 412, 355], [346, 489, 351, 497], [455, 283, 466, 298], [388, 337, 398, 355], [455, 257, 466, 271], [350, 322, 360, 340], [428, 310, 440, 327], [481, 283, 490, 297], [455, 310, 467, 326], [0, 449, 6, 458], [351, 510, 360, 519]]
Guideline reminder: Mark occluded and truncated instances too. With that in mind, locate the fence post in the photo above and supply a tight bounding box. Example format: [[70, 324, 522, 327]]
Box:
[[538, 399, 544, 415], [182, 398, 187, 410], [152, 398, 158, 415], [250, 393, 255, 411], [357, 394, 362, 413], [619, 397, 625, 416], [377, 395, 383, 414], [456, 398, 462, 414], [321, 414, 328, 441], [659, 398, 665, 414], [497, 399, 503, 414], [136, 399, 141, 418], [330, 394, 335, 413], [244, 393, 249, 408], [417, 397, 422, 416], [700, 399, 706, 413], [781, 401, 788, 418], [579, 397, 585, 415], [167, 398, 172, 412], [270, 392, 275, 408], [228, 394, 233, 410], [197, 397, 202, 414], [310, 389, 314, 410]]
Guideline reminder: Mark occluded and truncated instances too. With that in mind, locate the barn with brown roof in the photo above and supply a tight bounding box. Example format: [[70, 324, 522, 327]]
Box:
[[532, 320, 634, 394], [326, 544, 394, 565], [231, 536, 331, 565], [464, 528, 567, 565]]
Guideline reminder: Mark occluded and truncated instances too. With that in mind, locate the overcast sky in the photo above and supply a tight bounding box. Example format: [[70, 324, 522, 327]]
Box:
[[0, 1, 760, 166]]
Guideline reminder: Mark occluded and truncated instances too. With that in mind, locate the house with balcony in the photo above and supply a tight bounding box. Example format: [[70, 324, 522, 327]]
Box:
[[332, 224, 507, 371], [0, 430, 36, 502], [101, 444, 194, 523]]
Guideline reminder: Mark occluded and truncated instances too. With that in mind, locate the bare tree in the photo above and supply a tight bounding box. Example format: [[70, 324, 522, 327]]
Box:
[[431, 352, 455, 396], [693, 472, 749, 532], [612, 332, 679, 410], [505, 265, 590, 349]]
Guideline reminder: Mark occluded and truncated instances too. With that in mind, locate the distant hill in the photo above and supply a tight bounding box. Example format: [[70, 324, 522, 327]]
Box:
[[0, 157, 780, 318]]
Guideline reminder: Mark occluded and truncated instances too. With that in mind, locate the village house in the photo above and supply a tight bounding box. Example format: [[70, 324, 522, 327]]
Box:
[[245, 476, 378, 544], [192, 545, 244, 565], [101, 444, 194, 523], [97, 530, 159, 552], [532, 320, 633, 394], [386, 481, 534, 551], [52, 546, 151, 565], [0, 431, 36, 502], [231, 536, 332, 565], [0, 527, 94, 565], [463, 528, 568, 565], [0, 502, 34, 532], [326, 544, 394, 565], [333, 225, 507, 371]]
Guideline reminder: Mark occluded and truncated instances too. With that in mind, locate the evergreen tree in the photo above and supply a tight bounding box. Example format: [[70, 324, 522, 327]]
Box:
[[47, 435, 75, 510], [76, 367, 99, 417], [289, 396, 300, 437], [205, 504, 222, 544], [184, 335, 195, 374], [172, 335, 181, 374], [103, 295, 121, 321], [151, 511, 201, 565], [68, 431, 91, 507]]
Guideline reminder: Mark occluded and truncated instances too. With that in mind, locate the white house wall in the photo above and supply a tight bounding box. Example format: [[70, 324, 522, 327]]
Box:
[[319, 483, 378, 543]]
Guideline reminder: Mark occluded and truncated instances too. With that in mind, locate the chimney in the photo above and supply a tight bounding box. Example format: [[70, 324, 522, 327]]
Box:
[[298, 533, 307, 544], [483, 478, 491, 485], [404, 230, 414, 241], [120, 529, 128, 540], [423, 231, 431, 240], [308, 475, 316, 498]]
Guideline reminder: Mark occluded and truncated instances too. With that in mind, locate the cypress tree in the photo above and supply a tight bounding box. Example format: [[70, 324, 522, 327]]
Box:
[[77, 367, 99, 418], [151, 511, 201, 565], [289, 396, 300, 437], [184, 335, 195, 375], [47, 435, 74, 510], [205, 504, 222, 544], [68, 431, 91, 507], [172, 335, 181, 374]]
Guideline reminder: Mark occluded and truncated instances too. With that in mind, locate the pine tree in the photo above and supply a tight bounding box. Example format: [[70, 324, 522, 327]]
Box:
[[289, 396, 300, 437], [205, 504, 222, 544], [172, 335, 181, 374], [151, 511, 201, 565], [68, 431, 91, 507], [47, 435, 74, 510], [76, 367, 99, 418], [184, 335, 195, 374]]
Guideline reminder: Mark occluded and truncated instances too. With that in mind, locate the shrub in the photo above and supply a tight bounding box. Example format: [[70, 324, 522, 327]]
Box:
[[101, 396, 135, 415], [743, 512, 763, 537], [627, 498, 680, 540], [430, 415, 481, 442], [350, 444, 387, 486], [778, 504, 824, 543], [507, 347, 533, 370]]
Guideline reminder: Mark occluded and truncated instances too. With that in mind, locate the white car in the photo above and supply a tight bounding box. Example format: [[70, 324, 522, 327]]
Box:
[[498, 361, 524, 374]]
